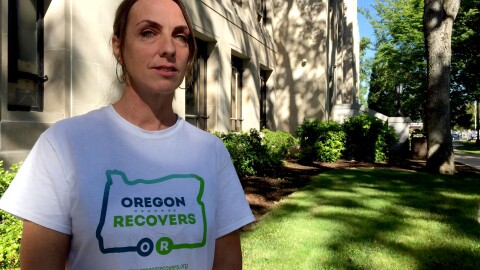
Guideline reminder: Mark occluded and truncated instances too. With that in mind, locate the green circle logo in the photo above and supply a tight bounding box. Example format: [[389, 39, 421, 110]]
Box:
[[156, 237, 174, 255]]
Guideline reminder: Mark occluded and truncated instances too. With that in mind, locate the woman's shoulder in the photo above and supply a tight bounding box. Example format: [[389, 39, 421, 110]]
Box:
[[44, 106, 111, 137], [181, 120, 223, 145]]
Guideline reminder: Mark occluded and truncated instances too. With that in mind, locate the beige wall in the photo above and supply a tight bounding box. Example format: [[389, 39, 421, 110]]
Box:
[[0, 0, 360, 167], [69, 0, 123, 116], [272, 0, 329, 133], [184, 0, 277, 132]]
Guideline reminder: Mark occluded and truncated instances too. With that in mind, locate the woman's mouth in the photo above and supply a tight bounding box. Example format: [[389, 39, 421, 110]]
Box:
[[153, 66, 178, 77]]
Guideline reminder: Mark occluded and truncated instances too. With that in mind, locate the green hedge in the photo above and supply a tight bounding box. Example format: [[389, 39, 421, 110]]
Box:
[[296, 115, 399, 164], [0, 162, 21, 269], [296, 119, 346, 163], [214, 129, 296, 177], [261, 129, 298, 161], [343, 114, 399, 162]]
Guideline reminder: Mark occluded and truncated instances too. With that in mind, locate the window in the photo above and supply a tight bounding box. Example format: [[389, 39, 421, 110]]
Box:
[[231, 57, 243, 131], [185, 39, 208, 130], [260, 70, 268, 129], [232, 0, 244, 6], [8, 0, 47, 111], [256, 0, 267, 25]]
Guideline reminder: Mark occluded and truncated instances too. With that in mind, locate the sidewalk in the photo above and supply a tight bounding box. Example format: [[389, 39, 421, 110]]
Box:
[[453, 142, 480, 171]]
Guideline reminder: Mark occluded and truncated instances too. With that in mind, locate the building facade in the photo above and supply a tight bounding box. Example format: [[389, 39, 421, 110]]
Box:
[[0, 0, 360, 166]]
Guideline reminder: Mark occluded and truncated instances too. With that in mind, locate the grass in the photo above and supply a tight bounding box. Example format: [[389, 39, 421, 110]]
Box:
[[457, 141, 480, 155], [241, 169, 480, 269]]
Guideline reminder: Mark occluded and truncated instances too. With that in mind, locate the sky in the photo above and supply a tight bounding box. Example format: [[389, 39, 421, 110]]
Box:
[[357, 0, 377, 58]]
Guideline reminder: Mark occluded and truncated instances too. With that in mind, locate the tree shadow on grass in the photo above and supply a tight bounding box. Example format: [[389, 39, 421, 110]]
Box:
[[252, 168, 480, 269]]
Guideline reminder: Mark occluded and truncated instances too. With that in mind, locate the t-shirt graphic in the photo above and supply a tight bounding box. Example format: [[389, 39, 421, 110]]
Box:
[[96, 170, 207, 257]]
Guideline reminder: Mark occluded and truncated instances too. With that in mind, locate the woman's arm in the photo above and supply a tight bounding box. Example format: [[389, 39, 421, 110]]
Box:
[[213, 230, 242, 269], [20, 220, 71, 270]]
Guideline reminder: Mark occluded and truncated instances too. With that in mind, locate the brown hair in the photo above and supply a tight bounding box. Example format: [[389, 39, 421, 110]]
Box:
[[113, 0, 197, 85]]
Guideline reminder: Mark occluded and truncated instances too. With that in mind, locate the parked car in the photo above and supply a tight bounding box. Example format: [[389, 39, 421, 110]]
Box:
[[471, 131, 478, 140]]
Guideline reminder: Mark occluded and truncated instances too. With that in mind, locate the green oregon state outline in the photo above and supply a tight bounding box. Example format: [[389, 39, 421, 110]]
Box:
[[96, 170, 207, 257]]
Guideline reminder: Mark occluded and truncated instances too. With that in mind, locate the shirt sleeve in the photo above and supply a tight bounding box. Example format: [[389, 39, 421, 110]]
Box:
[[214, 139, 255, 238], [0, 131, 72, 235]]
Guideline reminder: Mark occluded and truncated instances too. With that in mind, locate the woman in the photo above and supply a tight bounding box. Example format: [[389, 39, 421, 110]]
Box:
[[0, 0, 254, 269]]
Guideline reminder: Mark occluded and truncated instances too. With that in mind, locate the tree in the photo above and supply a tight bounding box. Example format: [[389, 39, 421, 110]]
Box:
[[452, 1, 480, 98], [365, 0, 426, 121], [423, 0, 460, 174], [359, 37, 372, 106], [451, 0, 480, 142]]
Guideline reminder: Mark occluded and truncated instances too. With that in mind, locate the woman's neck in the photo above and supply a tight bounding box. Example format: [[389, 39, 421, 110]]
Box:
[[113, 87, 177, 131]]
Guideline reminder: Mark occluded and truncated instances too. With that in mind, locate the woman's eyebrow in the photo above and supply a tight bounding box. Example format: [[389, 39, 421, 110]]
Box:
[[136, 20, 189, 33], [173, 25, 190, 34], [136, 19, 161, 28]]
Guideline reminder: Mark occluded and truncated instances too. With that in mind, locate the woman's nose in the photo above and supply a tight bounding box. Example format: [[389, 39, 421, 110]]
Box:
[[159, 35, 176, 58]]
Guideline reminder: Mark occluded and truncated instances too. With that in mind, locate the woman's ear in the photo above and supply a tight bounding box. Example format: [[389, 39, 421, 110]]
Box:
[[112, 36, 122, 64]]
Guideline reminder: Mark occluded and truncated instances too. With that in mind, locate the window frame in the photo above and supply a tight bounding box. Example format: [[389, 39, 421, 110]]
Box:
[[7, 0, 46, 112], [260, 70, 268, 129], [185, 38, 209, 130], [256, 0, 267, 25], [231, 57, 244, 132]]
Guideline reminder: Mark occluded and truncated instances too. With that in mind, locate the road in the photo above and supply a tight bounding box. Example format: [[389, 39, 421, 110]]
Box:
[[453, 141, 480, 171], [452, 141, 480, 224]]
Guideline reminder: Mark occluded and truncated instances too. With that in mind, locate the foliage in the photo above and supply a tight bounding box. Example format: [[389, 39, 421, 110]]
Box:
[[0, 161, 21, 269], [242, 169, 480, 269], [295, 119, 324, 163], [214, 129, 286, 177], [452, 0, 480, 101], [359, 37, 372, 106], [343, 114, 398, 162], [364, 0, 479, 126], [295, 119, 346, 163], [365, 0, 426, 122], [451, 91, 474, 130], [451, 0, 480, 129], [314, 122, 346, 163], [261, 129, 298, 162]]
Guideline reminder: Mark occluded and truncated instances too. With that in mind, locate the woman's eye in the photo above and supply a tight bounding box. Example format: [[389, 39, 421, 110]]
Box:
[[142, 30, 155, 37], [175, 34, 188, 44]]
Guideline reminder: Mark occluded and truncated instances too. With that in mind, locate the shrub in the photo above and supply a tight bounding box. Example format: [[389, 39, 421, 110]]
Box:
[[295, 119, 323, 163], [343, 114, 398, 162], [214, 129, 277, 177], [0, 161, 21, 269], [261, 129, 298, 162], [296, 119, 346, 163], [315, 121, 346, 162]]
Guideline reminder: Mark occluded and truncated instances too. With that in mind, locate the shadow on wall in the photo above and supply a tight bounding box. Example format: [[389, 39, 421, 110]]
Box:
[[273, 0, 327, 133], [0, 0, 55, 168], [188, 0, 280, 132], [1, 0, 124, 168], [340, 22, 357, 104], [186, 1, 227, 131]]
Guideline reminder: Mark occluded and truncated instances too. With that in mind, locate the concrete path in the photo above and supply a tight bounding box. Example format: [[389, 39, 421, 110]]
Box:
[[453, 141, 480, 171], [451, 142, 480, 224]]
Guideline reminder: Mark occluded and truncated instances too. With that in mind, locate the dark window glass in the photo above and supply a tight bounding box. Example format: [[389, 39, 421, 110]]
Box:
[[185, 38, 208, 130], [231, 57, 243, 131], [260, 70, 268, 129], [8, 0, 46, 111]]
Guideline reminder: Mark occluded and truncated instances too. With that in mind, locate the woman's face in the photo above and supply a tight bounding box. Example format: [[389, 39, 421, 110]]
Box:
[[114, 0, 191, 96]]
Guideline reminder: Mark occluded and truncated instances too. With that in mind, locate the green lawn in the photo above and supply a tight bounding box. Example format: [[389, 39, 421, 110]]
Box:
[[457, 141, 480, 155], [241, 169, 480, 269]]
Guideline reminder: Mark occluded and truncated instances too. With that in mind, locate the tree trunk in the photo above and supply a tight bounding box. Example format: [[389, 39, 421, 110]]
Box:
[[423, 0, 460, 174], [476, 99, 480, 146]]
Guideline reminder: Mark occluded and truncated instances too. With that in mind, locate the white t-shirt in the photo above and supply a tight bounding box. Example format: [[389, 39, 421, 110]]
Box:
[[0, 105, 254, 270]]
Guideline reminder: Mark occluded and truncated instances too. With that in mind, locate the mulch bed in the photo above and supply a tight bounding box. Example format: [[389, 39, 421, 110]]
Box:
[[241, 159, 480, 221]]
